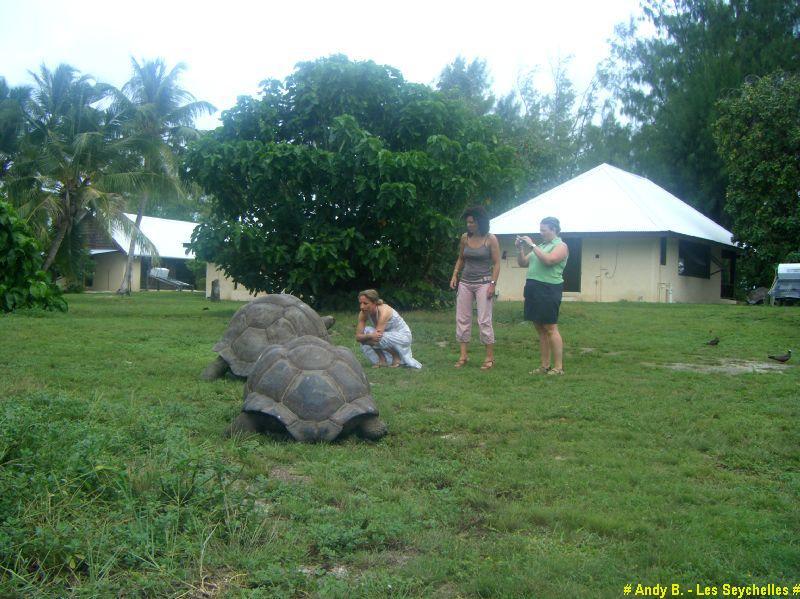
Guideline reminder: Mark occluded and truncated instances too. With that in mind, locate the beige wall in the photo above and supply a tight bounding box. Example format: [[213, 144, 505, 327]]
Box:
[[582, 237, 660, 302], [495, 235, 731, 304], [205, 263, 268, 302], [660, 238, 735, 304], [495, 238, 533, 301], [88, 253, 141, 292]]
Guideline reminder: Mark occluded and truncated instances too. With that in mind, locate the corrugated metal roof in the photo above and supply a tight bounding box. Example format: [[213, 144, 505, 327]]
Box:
[[490, 163, 735, 246], [111, 214, 198, 259]]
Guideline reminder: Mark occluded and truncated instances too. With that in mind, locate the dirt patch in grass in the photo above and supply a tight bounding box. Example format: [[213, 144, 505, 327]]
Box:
[[434, 583, 463, 598], [270, 466, 310, 483], [184, 570, 244, 598], [656, 360, 790, 374], [297, 563, 350, 578]]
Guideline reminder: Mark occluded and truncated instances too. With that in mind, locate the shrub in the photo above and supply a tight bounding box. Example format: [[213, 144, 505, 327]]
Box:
[[0, 199, 67, 313]]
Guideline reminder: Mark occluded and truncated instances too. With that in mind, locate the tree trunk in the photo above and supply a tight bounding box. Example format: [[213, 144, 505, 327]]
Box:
[[42, 189, 71, 273], [118, 194, 147, 295], [42, 215, 70, 273]]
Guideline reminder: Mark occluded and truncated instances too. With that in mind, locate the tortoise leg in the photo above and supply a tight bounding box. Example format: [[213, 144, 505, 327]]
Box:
[[357, 415, 387, 440], [200, 355, 228, 380], [224, 412, 263, 437]]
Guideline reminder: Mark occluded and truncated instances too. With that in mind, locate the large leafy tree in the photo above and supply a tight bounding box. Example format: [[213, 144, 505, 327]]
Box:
[[608, 0, 800, 224], [115, 58, 214, 295], [714, 71, 800, 287], [186, 55, 521, 307], [492, 58, 613, 200], [436, 56, 495, 116]]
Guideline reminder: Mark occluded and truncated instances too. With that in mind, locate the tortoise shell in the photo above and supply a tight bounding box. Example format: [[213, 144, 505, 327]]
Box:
[[214, 294, 330, 377], [242, 336, 380, 442]]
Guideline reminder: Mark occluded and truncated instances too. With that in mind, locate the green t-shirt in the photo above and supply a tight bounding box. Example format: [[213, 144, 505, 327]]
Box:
[[526, 237, 568, 284]]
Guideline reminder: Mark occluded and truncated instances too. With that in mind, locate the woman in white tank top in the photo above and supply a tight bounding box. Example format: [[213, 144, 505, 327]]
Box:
[[356, 289, 422, 369]]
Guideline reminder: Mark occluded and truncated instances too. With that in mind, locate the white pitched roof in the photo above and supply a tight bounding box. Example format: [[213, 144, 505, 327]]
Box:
[[490, 163, 735, 246], [111, 214, 198, 259]]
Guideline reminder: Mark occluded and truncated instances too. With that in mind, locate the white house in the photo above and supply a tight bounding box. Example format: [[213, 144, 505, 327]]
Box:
[[490, 164, 738, 303], [86, 213, 265, 300], [87, 214, 198, 292]]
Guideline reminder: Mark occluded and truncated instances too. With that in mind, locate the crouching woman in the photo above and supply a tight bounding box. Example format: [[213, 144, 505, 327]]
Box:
[[356, 289, 422, 369]]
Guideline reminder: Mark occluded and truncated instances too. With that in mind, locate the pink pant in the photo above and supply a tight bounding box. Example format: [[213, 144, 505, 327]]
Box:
[[456, 280, 495, 345]]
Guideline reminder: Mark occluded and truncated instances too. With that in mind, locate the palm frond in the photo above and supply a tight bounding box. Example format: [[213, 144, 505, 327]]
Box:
[[98, 171, 182, 199], [105, 212, 160, 262], [166, 100, 216, 128]]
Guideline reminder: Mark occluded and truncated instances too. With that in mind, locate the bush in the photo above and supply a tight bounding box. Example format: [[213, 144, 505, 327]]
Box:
[[311, 280, 454, 312], [0, 199, 67, 313]]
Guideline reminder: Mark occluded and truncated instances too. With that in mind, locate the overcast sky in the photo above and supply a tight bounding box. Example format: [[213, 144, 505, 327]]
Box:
[[0, 0, 643, 130]]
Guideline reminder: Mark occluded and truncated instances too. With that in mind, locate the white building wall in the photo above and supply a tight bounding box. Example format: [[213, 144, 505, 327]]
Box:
[[495, 237, 530, 302], [205, 263, 268, 302], [88, 253, 141, 292], [494, 235, 731, 304], [661, 239, 734, 304], [581, 237, 659, 302]]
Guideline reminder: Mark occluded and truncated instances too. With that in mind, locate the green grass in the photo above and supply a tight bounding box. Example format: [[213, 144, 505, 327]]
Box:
[[1, 293, 798, 597]]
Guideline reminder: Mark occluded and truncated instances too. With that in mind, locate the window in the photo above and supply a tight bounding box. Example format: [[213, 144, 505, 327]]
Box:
[[660, 237, 667, 265], [562, 237, 582, 292], [720, 250, 737, 299], [678, 240, 710, 279]]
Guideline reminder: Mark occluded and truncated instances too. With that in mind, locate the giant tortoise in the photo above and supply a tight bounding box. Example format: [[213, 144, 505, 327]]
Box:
[[225, 336, 387, 442], [201, 294, 334, 380]]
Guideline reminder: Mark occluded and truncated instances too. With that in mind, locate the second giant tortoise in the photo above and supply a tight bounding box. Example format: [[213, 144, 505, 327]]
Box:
[[225, 336, 387, 442], [201, 294, 334, 380]]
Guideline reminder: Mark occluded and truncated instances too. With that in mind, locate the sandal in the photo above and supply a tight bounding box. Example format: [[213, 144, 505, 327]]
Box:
[[454, 357, 468, 368], [547, 368, 564, 376], [530, 366, 551, 374], [480, 359, 495, 371]]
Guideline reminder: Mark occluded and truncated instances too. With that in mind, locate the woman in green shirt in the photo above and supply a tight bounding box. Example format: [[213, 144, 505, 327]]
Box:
[[516, 217, 569, 375]]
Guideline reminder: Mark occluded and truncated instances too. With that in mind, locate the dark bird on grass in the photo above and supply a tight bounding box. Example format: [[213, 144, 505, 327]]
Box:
[[706, 337, 720, 346], [768, 350, 792, 363]]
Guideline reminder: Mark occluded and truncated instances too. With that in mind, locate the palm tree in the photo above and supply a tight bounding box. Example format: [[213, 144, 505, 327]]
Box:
[[5, 64, 155, 277], [8, 65, 124, 272], [0, 77, 31, 180], [116, 58, 214, 295]]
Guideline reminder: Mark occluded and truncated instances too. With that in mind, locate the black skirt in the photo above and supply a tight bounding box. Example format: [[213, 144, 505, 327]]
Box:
[[523, 279, 563, 324]]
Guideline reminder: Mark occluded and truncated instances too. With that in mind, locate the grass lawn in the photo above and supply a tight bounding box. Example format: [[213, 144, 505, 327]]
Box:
[[1, 292, 798, 598]]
